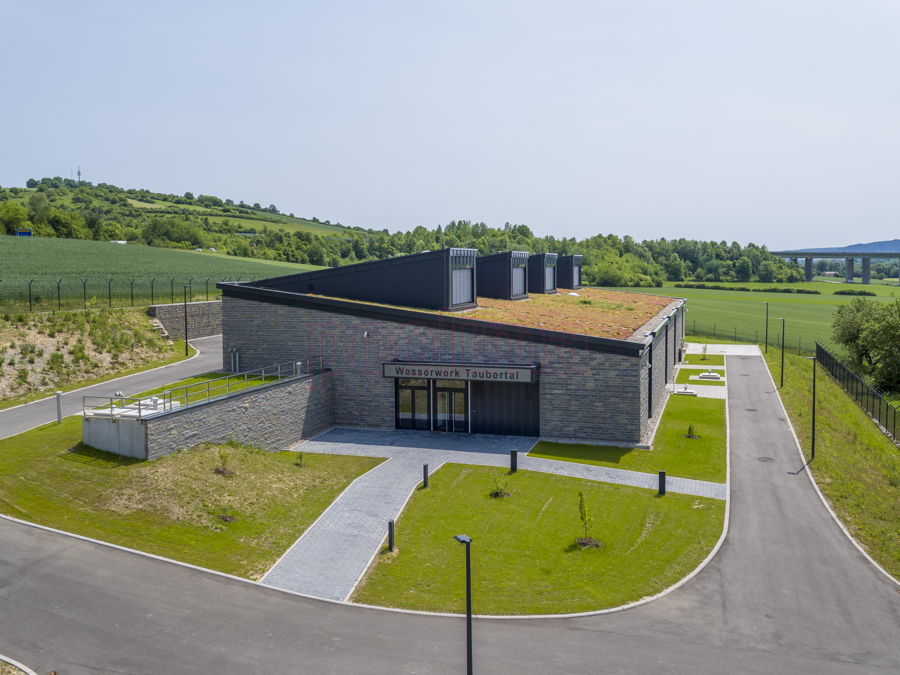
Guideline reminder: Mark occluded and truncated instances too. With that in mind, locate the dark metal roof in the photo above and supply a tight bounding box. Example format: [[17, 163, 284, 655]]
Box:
[[239, 247, 477, 311], [219, 282, 649, 356], [476, 251, 530, 300]]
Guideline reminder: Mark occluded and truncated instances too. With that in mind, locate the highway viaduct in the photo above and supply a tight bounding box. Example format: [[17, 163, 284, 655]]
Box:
[[772, 249, 900, 284]]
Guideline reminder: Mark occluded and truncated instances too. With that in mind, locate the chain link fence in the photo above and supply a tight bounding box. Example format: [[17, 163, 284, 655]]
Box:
[[0, 277, 257, 314]]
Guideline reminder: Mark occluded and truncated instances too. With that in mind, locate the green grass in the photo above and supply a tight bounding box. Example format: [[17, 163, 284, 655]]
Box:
[[764, 350, 899, 578], [619, 280, 899, 352], [530, 395, 727, 482], [675, 369, 726, 386], [0, 339, 194, 411], [352, 464, 724, 614], [0, 417, 383, 579], [0, 236, 321, 311], [682, 354, 725, 366], [127, 370, 281, 406]]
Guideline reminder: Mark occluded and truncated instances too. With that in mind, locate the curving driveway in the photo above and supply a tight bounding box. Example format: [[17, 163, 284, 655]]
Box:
[[0, 335, 222, 440], [0, 350, 898, 673]]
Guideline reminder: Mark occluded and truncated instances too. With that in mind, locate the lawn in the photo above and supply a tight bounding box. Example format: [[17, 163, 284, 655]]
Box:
[[529, 395, 727, 482], [763, 350, 899, 578], [0, 417, 382, 579], [617, 280, 899, 352], [352, 464, 725, 614], [675, 368, 726, 386], [682, 353, 725, 366]]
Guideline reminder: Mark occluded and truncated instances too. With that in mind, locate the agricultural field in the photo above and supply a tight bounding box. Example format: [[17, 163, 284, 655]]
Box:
[[616, 280, 899, 351], [0, 236, 321, 311]]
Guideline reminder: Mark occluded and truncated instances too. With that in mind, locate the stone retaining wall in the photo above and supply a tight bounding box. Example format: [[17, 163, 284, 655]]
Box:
[[143, 370, 333, 459], [147, 300, 221, 339]]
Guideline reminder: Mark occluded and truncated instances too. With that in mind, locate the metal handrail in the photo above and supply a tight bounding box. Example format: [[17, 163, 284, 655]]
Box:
[[83, 356, 324, 420]]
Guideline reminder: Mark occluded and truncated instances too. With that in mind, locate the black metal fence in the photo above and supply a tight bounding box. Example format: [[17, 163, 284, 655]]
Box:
[[816, 342, 899, 443], [0, 277, 257, 314], [686, 319, 818, 355]]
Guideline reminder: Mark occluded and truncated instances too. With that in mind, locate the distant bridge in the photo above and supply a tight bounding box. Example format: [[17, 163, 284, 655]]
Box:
[[771, 249, 900, 284]]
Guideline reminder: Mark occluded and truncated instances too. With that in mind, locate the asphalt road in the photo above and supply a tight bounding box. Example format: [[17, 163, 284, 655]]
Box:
[[1, 352, 898, 674], [0, 335, 222, 440]]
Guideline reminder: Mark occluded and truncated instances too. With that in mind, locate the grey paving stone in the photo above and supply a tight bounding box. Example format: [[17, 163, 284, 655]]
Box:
[[260, 427, 727, 601]]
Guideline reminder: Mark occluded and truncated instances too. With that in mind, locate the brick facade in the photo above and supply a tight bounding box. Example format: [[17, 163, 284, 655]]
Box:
[[147, 300, 222, 339], [222, 296, 683, 446]]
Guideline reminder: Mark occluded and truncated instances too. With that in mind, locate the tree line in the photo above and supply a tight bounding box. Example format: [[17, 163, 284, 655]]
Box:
[[0, 177, 804, 287]]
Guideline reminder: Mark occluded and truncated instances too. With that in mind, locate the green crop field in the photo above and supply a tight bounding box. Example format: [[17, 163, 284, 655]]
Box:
[[0, 236, 321, 311], [614, 280, 899, 351]]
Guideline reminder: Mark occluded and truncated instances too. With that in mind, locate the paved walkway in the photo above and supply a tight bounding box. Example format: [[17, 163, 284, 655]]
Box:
[[2, 348, 899, 674], [261, 427, 726, 601], [0, 335, 222, 440]]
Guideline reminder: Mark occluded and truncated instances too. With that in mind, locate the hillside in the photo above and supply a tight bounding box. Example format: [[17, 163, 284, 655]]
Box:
[[0, 176, 811, 288]]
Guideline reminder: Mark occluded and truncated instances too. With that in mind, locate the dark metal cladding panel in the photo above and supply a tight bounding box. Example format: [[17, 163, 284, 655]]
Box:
[[558, 254, 584, 289], [471, 381, 540, 436], [527, 253, 558, 294], [246, 248, 477, 311], [476, 251, 530, 300]]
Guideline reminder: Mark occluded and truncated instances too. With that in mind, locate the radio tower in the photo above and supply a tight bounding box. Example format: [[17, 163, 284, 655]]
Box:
[[77, 165, 82, 184]]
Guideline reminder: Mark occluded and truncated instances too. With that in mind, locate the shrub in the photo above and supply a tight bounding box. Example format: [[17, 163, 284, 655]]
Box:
[[834, 289, 877, 296]]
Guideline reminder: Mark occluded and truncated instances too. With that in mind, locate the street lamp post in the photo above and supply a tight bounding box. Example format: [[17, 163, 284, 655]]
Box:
[[764, 302, 769, 354], [805, 356, 817, 460], [454, 534, 473, 675], [778, 317, 786, 388]]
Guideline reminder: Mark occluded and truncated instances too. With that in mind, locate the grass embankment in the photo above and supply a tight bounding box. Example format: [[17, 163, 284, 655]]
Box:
[[353, 464, 724, 614], [0, 309, 193, 410], [764, 349, 899, 578], [619, 281, 898, 350], [0, 417, 382, 579], [0, 662, 27, 675], [530, 395, 726, 482]]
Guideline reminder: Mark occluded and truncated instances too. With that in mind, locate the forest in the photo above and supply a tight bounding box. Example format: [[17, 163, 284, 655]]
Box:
[[0, 177, 806, 287]]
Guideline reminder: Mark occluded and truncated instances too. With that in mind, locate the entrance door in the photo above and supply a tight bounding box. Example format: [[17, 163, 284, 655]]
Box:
[[433, 380, 468, 432], [396, 379, 429, 430]]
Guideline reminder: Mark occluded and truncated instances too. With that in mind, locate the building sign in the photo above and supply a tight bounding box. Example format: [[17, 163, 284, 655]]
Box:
[[383, 362, 537, 383]]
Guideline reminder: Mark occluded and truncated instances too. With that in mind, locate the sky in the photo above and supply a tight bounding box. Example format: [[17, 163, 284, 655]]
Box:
[[2, 0, 899, 249]]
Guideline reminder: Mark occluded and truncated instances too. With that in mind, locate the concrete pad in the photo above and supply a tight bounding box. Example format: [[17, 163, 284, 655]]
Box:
[[685, 342, 761, 356]]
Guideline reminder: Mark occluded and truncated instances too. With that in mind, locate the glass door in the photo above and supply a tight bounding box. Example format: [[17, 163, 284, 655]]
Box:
[[396, 379, 429, 430], [433, 380, 468, 432]]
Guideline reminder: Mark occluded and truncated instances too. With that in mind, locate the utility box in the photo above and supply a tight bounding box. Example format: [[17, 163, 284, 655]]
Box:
[[558, 255, 583, 289], [476, 251, 530, 300], [528, 253, 558, 294]]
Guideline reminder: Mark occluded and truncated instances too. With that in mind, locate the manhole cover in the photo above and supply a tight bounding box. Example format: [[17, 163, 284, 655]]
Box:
[[745, 408, 758, 412], [758, 456, 775, 462], [741, 373, 749, 377]]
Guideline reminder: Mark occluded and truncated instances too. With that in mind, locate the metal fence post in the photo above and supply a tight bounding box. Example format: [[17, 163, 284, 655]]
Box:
[[82, 278, 88, 309], [28, 279, 33, 313], [56, 279, 62, 310]]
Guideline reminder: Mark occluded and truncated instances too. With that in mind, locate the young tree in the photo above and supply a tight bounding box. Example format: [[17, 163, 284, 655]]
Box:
[[832, 297, 880, 369]]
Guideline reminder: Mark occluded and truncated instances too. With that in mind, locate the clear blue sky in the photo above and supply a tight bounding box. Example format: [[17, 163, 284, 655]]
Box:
[[2, 1, 898, 249]]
